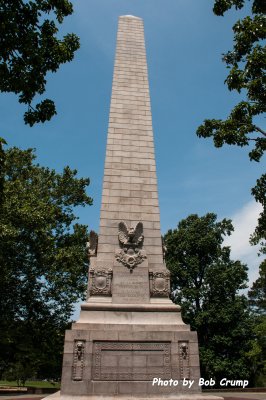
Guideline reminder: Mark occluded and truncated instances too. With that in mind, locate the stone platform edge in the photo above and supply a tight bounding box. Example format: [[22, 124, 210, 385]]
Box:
[[80, 303, 181, 312], [45, 391, 224, 400]]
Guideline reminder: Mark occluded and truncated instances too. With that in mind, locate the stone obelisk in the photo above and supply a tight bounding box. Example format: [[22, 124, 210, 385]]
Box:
[[58, 15, 219, 399]]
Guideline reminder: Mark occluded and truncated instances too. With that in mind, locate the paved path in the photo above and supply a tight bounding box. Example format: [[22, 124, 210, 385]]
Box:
[[216, 394, 266, 400]]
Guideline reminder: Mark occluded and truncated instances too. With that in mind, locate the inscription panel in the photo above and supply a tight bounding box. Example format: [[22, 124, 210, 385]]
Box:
[[112, 266, 149, 303], [92, 341, 171, 381]]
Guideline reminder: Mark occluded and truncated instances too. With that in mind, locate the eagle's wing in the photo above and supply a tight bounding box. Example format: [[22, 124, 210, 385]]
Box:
[[118, 222, 128, 244], [89, 230, 98, 253], [134, 222, 144, 244]]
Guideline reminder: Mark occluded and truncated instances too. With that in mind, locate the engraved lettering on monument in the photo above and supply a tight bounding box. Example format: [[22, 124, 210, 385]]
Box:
[[72, 340, 85, 381], [92, 341, 171, 381], [115, 221, 147, 272], [112, 268, 150, 303]]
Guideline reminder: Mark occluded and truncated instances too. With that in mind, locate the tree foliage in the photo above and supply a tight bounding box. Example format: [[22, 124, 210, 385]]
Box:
[[165, 213, 252, 382], [0, 146, 92, 379], [197, 0, 266, 161], [250, 173, 266, 254], [0, 0, 80, 125], [249, 259, 266, 314], [196, 1, 266, 254], [247, 260, 266, 386]]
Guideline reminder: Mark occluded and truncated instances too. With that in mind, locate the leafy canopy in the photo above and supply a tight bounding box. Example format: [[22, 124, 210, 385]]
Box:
[[248, 259, 266, 315], [197, 0, 266, 161], [165, 213, 251, 382], [0, 146, 92, 323], [0, 146, 92, 379], [250, 173, 266, 253], [247, 260, 266, 386], [196, 0, 266, 255], [0, 0, 79, 125]]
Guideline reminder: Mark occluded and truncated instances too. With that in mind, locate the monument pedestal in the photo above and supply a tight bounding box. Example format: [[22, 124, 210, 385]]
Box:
[[57, 262, 222, 399], [60, 306, 201, 397]]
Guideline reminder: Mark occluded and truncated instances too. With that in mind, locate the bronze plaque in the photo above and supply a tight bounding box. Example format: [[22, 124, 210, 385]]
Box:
[[92, 341, 171, 381]]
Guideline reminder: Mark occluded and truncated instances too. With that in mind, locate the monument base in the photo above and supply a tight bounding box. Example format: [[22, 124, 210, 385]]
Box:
[[58, 300, 223, 399], [46, 391, 224, 400]]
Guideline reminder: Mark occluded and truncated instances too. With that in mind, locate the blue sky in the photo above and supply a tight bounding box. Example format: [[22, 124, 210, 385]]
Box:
[[1, 0, 264, 286]]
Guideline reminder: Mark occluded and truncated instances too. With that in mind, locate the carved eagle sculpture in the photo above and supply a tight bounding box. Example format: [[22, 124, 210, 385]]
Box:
[[118, 222, 144, 248], [86, 230, 98, 257]]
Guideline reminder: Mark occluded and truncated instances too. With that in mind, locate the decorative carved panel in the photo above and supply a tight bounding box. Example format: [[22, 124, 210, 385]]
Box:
[[89, 268, 113, 296], [92, 341, 171, 381], [149, 271, 170, 297], [72, 340, 85, 381], [178, 341, 190, 379]]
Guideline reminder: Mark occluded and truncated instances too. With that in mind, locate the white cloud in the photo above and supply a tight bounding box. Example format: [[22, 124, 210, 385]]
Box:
[[224, 200, 264, 286]]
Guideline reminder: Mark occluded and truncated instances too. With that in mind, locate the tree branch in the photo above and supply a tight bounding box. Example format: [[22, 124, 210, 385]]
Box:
[[28, 104, 36, 112], [254, 126, 266, 137]]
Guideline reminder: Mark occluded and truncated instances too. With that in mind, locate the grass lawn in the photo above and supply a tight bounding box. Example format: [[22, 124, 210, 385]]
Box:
[[0, 380, 60, 389]]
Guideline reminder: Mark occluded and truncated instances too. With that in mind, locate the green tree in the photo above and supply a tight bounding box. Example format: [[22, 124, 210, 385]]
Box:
[[250, 174, 266, 254], [165, 213, 252, 383], [3, 360, 35, 386], [249, 259, 266, 314], [0, 0, 79, 126], [2, 318, 70, 382], [196, 1, 266, 252], [247, 260, 266, 385], [0, 146, 92, 379]]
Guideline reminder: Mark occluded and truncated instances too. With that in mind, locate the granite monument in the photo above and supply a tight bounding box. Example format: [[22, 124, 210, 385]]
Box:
[[55, 15, 223, 400]]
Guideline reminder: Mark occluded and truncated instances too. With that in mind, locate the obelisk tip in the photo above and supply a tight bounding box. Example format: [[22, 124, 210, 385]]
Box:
[[121, 15, 142, 20]]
